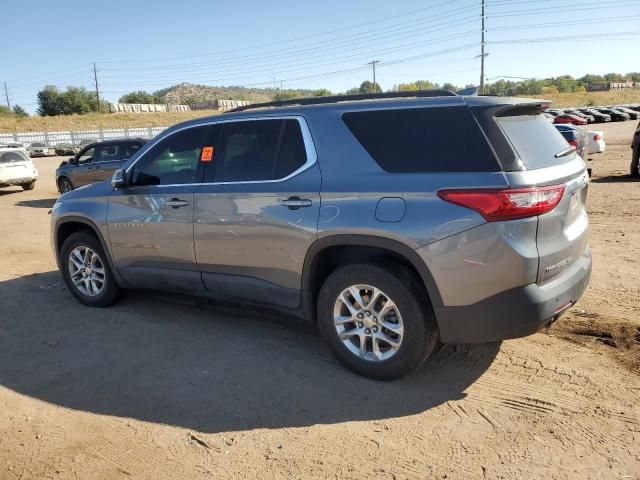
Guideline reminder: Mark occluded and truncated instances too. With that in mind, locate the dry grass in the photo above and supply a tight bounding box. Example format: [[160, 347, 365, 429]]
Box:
[[0, 110, 221, 133], [523, 90, 640, 108]]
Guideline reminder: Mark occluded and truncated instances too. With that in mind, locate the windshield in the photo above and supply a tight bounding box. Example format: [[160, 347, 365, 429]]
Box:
[[31, 142, 46, 147]]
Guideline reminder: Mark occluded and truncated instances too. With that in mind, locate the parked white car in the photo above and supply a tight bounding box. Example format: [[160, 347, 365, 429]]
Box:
[[588, 130, 605, 154], [0, 148, 38, 190], [28, 142, 50, 157]]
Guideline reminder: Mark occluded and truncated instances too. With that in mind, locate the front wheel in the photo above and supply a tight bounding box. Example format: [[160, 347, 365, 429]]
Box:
[[317, 263, 439, 380], [58, 177, 74, 193], [21, 181, 35, 191], [60, 231, 121, 307]]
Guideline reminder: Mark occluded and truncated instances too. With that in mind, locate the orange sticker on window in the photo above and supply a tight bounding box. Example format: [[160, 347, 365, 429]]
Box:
[[201, 146, 214, 162]]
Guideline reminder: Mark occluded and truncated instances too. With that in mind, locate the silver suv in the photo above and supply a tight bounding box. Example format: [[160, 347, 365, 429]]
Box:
[[51, 91, 591, 379]]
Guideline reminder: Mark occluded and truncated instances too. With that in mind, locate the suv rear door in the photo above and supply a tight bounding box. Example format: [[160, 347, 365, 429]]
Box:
[[492, 109, 590, 286], [193, 117, 321, 309]]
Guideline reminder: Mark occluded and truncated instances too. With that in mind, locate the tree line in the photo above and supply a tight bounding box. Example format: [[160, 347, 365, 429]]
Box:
[[22, 71, 640, 117]]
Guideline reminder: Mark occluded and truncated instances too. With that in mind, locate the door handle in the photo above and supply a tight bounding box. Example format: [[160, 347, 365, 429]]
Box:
[[166, 198, 189, 209], [281, 196, 312, 210]]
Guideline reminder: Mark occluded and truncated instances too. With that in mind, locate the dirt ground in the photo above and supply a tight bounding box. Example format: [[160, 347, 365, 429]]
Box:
[[1, 121, 639, 480]]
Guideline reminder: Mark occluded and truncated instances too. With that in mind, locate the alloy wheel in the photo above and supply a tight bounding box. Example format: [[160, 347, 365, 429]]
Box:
[[68, 246, 106, 297], [333, 284, 404, 362]]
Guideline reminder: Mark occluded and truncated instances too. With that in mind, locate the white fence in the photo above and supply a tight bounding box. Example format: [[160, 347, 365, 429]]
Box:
[[0, 127, 167, 147]]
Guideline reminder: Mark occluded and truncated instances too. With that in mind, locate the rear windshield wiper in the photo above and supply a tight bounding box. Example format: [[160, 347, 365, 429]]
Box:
[[554, 147, 576, 158]]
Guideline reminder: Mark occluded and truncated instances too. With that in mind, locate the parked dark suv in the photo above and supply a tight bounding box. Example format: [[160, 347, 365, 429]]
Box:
[[50, 91, 591, 379], [55, 138, 147, 193]]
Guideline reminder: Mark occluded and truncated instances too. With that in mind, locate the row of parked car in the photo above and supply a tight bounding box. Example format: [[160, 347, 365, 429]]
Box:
[[545, 104, 640, 126], [1, 139, 98, 158]]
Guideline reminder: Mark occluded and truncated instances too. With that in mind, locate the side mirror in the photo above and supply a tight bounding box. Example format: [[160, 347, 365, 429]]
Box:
[[69, 157, 77, 165], [111, 169, 128, 189]]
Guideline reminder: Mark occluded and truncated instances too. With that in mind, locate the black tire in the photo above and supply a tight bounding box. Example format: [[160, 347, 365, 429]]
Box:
[[58, 177, 74, 193], [59, 231, 121, 307], [21, 181, 35, 191], [631, 147, 640, 177], [317, 263, 439, 380]]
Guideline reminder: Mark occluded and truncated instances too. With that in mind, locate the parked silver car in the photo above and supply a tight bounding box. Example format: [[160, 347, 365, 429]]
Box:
[[28, 142, 50, 157], [51, 92, 591, 379]]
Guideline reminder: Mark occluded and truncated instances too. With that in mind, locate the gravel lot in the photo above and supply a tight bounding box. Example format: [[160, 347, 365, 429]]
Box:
[[1, 121, 639, 479]]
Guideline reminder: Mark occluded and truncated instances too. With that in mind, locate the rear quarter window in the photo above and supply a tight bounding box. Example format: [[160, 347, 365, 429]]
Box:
[[495, 114, 576, 169], [341, 106, 499, 173]]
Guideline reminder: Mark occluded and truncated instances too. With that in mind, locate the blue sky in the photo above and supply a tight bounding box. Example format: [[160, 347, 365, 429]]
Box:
[[1, 0, 639, 112]]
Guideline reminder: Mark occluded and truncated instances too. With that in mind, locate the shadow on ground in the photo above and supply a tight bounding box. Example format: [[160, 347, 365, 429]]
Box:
[[14, 198, 57, 208], [0, 271, 500, 434], [592, 174, 638, 184]]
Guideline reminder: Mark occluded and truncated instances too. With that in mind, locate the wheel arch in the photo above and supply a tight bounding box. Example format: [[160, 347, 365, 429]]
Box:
[[54, 216, 124, 285], [301, 235, 443, 319]]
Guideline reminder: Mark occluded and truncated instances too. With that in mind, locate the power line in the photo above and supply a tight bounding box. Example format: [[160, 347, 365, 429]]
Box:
[[97, 0, 475, 65], [99, 11, 481, 77], [100, 32, 478, 87]]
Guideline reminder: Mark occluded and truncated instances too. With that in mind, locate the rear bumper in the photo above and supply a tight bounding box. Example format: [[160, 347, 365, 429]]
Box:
[[0, 175, 37, 187], [435, 246, 591, 344]]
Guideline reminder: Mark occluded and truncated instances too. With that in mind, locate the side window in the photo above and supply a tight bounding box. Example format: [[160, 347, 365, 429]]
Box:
[[94, 144, 121, 162], [342, 107, 499, 173], [123, 142, 143, 158], [77, 147, 95, 164], [132, 126, 208, 186], [207, 119, 307, 183]]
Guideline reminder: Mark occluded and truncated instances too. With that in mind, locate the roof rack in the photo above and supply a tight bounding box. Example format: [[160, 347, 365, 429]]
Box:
[[226, 89, 457, 113]]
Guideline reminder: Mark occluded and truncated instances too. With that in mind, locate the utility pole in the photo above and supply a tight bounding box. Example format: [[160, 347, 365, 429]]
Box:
[[3, 82, 10, 109], [479, 0, 486, 94], [93, 63, 100, 111], [366, 60, 380, 92]]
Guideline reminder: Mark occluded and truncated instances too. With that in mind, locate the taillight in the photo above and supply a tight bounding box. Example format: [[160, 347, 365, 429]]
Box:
[[569, 139, 578, 149], [593, 133, 601, 141], [438, 185, 566, 222]]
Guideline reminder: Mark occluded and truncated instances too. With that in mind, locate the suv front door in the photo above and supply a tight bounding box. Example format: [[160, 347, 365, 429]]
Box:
[[194, 117, 321, 309], [90, 143, 124, 182], [70, 146, 95, 187], [107, 126, 211, 293]]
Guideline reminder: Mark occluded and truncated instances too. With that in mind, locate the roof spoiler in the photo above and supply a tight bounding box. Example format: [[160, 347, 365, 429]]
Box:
[[494, 101, 552, 117]]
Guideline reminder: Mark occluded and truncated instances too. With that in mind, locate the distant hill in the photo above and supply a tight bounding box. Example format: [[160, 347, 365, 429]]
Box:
[[154, 83, 315, 104]]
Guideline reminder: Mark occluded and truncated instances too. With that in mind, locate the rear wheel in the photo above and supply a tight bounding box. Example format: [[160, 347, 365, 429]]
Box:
[[60, 231, 120, 307], [21, 181, 35, 191], [317, 263, 438, 380], [58, 177, 74, 193]]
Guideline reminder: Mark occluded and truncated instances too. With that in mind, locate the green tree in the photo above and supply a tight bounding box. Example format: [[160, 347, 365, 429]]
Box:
[[12, 105, 28, 117], [396, 80, 437, 91], [359, 81, 382, 93], [312, 88, 332, 97], [441, 82, 459, 92], [37, 85, 100, 116], [0, 106, 11, 117], [274, 90, 302, 101], [118, 90, 163, 104]]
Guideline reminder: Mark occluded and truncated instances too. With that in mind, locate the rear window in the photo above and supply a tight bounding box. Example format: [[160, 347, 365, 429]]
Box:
[[496, 114, 576, 169], [1, 151, 29, 163], [341, 106, 499, 173]]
